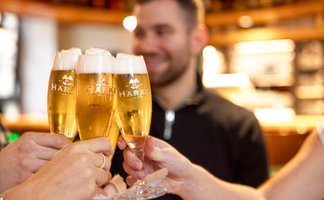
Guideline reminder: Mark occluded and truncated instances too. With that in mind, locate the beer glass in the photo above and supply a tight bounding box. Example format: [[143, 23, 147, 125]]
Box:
[[76, 48, 118, 155], [115, 53, 167, 199], [47, 48, 81, 141]]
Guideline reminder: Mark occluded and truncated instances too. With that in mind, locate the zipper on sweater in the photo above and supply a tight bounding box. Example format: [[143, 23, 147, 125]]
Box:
[[163, 110, 175, 140]]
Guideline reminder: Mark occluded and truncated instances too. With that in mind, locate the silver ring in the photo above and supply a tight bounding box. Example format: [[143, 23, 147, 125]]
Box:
[[99, 153, 107, 169]]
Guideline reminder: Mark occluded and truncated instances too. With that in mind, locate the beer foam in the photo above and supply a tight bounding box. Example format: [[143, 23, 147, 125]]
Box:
[[115, 53, 147, 74], [52, 47, 82, 70], [63, 47, 82, 55], [85, 48, 112, 56], [77, 48, 115, 74]]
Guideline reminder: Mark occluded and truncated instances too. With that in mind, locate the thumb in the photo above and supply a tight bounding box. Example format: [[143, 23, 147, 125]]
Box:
[[144, 136, 166, 162], [144, 137, 193, 181]]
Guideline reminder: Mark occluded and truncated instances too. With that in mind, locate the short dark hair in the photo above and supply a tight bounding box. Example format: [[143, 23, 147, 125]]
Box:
[[134, 0, 205, 31]]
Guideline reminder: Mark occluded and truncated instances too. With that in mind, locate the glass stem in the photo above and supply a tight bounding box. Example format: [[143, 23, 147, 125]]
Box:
[[136, 179, 148, 189], [133, 147, 148, 189], [133, 148, 147, 193]]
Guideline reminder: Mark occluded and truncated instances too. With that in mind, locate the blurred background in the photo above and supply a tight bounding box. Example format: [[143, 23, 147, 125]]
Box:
[[1, 0, 324, 169]]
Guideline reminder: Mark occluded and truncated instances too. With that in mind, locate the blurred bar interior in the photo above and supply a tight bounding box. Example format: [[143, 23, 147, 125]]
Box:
[[1, 0, 324, 170]]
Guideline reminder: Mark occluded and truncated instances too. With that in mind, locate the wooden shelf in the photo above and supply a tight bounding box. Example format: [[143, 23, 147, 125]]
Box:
[[206, 0, 324, 27], [2, 1, 324, 26], [209, 26, 324, 46], [0, 0, 130, 25], [206, 0, 324, 46], [1, 0, 324, 45]]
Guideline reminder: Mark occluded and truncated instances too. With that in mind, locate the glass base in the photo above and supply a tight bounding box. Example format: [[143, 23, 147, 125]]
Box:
[[119, 185, 167, 200]]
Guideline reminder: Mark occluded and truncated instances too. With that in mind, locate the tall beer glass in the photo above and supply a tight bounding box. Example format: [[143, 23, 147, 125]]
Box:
[[47, 48, 81, 141], [115, 53, 167, 199], [76, 48, 118, 153]]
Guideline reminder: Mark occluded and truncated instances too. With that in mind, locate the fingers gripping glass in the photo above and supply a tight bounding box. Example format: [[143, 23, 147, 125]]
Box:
[[115, 54, 167, 199]]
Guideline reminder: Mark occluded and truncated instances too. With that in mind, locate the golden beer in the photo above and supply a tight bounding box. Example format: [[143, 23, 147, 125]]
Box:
[[47, 70, 77, 141], [115, 73, 152, 149], [76, 73, 117, 141], [109, 116, 120, 157]]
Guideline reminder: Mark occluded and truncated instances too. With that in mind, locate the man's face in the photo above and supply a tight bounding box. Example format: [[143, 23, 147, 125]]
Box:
[[132, 0, 194, 87]]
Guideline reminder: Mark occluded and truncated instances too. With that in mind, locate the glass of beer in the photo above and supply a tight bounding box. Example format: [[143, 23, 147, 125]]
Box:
[[75, 48, 118, 154], [115, 53, 167, 199], [47, 48, 81, 141]]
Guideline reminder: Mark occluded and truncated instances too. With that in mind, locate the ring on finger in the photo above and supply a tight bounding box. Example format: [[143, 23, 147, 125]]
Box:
[[99, 153, 107, 169]]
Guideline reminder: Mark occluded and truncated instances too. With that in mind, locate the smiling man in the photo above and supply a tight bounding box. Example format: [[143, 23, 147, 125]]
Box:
[[111, 0, 269, 199]]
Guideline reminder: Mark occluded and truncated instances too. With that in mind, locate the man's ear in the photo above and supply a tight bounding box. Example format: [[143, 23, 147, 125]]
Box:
[[190, 24, 209, 55]]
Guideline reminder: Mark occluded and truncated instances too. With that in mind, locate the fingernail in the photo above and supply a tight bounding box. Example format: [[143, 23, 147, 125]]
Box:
[[135, 160, 142, 170]]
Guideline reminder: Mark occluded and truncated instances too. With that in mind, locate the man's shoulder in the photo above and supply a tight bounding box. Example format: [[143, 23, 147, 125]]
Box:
[[199, 89, 263, 140]]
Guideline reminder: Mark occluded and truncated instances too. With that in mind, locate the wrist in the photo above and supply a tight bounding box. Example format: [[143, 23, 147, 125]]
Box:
[[176, 163, 203, 199]]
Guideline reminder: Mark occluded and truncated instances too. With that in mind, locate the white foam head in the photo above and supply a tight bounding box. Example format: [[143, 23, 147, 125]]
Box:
[[77, 48, 115, 74], [85, 48, 112, 56], [52, 47, 82, 70], [115, 53, 147, 74]]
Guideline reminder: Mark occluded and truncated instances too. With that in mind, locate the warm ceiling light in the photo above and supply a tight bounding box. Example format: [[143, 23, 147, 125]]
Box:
[[123, 16, 137, 32], [238, 15, 254, 28]]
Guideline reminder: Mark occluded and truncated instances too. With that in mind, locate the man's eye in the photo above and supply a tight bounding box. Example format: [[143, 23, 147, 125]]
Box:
[[134, 30, 145, 38], [156, 29, 171, 37]]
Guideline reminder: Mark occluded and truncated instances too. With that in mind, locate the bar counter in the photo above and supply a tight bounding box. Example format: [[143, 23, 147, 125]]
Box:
[[260, 115, 323, 165], [2, 114, 49, 133]]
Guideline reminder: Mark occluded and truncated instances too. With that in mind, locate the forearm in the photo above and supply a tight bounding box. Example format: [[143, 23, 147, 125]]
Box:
[[177, 164, 264, 200], [2, 177, 60, 200], [260, 131, 324, 200], [0, 175, 15, 194]]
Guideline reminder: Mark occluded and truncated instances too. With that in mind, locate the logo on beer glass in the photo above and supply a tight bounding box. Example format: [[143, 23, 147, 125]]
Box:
[[62, 75, 73, 86], [51, 73, 74, 94], [87, 78, 116, 95], [130, 78, 140, 90], [118, 76, 150, 98]]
